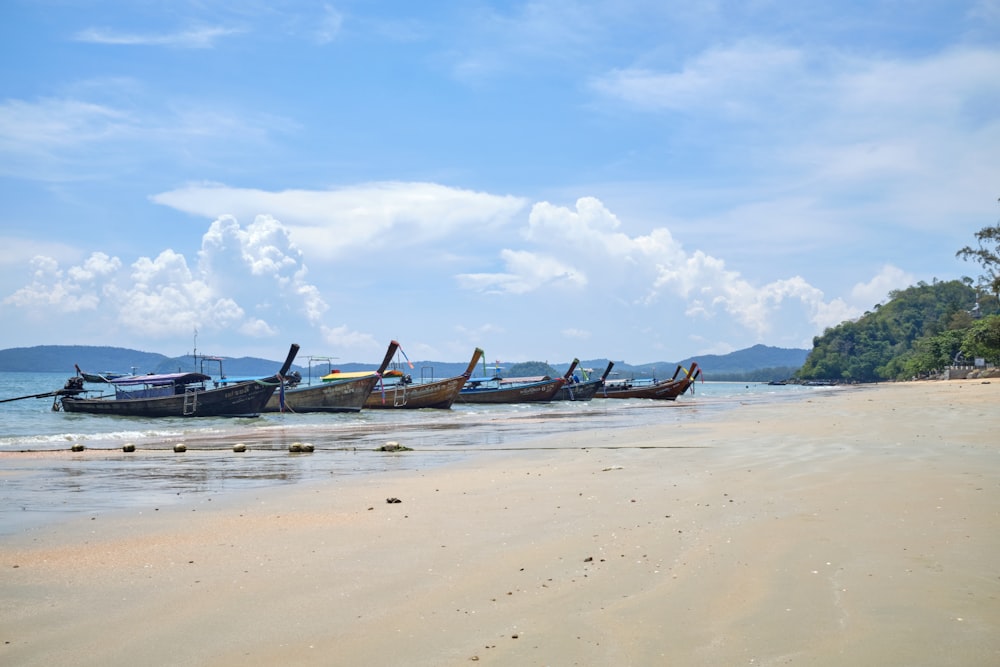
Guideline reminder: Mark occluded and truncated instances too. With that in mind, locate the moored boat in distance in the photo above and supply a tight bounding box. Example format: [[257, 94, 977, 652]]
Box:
[[597, 362, 701, 400], [552, 360, 615, 401], [59, 344, 300, 417], [366, 347, 485, 409], [74, 365, 135, 383], [263, 341, 399, 413]]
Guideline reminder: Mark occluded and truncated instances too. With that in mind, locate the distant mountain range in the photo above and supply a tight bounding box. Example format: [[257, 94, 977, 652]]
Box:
[[0, 343, 809, 381]]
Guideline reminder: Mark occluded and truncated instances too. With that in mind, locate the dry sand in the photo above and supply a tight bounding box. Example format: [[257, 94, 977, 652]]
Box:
[[2, 381, 998, 666]]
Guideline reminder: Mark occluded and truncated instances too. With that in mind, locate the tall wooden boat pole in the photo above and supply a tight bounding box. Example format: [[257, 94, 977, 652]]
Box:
[[466, 348, 486, 378], [267, 343, 301, 383], [377, 341, 402, 375]]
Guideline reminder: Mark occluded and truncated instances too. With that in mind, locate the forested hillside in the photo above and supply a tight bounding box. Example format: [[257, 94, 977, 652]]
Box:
[[0, 345, 302, 376], [0, 346, 169, 374], [798, 280, 999, 381]]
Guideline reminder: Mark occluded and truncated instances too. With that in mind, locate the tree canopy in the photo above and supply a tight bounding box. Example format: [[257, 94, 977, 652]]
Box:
[[956, 217, 1000, 299], [506, 361, 559, 377]]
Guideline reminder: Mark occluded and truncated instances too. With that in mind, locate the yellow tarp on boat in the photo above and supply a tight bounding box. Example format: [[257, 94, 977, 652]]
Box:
[[321, 371, 377, 382]]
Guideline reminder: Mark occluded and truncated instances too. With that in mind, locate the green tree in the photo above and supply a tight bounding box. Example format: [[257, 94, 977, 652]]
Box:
[[956, 210, 1000, 300], [960, 315, 1000, 364], [506, 361, 558, 377], [886, 328, 966, 378]]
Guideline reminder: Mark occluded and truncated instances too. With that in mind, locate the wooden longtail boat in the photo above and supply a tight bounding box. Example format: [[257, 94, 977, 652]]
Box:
[[456, 373, 565, 404], [365, 347, 485, 409], [596, 362, 701, 400], [552, 360, 615, 401], [263, 341, 399, 413], [59, 344, 300, 417]]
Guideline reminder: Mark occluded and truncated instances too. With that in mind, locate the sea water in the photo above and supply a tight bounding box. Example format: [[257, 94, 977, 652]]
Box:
[[0, 372, 822, 451], [0, 371, 832, 534]]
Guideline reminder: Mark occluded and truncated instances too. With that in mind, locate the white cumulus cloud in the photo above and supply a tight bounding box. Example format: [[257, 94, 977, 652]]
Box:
[[3, 215, 333, 344], [462, 196, 871, 341], [849, 264, 916, 309]]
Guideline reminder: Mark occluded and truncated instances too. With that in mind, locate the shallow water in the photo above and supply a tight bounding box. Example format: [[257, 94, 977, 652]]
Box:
[[0, 372, 830, 534]]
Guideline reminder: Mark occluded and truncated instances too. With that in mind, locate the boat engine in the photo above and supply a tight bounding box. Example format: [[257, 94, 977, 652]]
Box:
[[51, 376, 86, 411], [62, 376, 85, 394]]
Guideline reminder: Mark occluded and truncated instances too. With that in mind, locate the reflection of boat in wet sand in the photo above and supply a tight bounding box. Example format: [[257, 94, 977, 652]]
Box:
[[552, 360, 615, 402], [597, 362, 701, 400], [263, 341, 399, 413], [365, 347, 484, 409], [59, 344, 299, 417]]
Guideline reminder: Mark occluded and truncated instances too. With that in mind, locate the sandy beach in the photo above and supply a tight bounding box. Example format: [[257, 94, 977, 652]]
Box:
[[2, 381, 998, 666]]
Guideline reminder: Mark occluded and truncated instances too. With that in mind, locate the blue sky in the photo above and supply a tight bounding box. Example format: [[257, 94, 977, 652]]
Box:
[[1, 1, 998, 366]]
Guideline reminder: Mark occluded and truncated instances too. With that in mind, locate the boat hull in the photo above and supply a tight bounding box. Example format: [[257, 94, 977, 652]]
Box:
[[456, 378, 564, 404], [597, 376, 695, 400], [61, 380, 278, 418], [263, 375, 380, 413], [365, 375, 468, 409], [596, 381, 688, 400], [552, 379, 603, 401], [367, 347, 485, 409]]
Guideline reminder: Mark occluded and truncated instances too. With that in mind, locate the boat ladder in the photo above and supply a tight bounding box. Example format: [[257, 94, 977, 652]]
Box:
[[393, 386, 407, 407], [183, 389, 198, 415]]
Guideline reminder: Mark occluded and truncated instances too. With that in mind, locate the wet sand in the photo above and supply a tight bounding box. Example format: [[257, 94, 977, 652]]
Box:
[[2, 380, 998, 666]]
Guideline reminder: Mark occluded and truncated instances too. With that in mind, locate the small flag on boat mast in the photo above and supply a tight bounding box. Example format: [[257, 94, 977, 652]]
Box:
[[399, 345, 414, 369]]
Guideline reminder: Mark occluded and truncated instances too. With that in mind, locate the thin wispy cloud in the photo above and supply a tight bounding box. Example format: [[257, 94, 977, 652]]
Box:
[[74, 25, 243, 48], [313, 5, 344, 44], [444, 1, 605, 82], [591, 42, 807, 115], [0, 90, 295, 182], [969, 0, 1000, 21], [0, 98, 132, 149]]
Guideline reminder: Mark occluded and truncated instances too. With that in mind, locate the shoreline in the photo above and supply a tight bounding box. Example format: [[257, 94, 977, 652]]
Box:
[[2, 380, 998, 665], [0, 389, 773, 536], [0, 380, 812, 454]]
